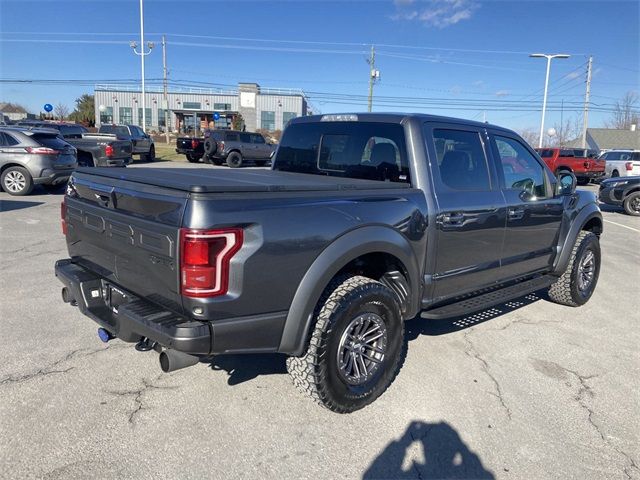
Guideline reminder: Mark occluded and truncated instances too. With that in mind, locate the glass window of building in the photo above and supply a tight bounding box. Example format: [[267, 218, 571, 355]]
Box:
[[158, 109, 167, 127], [100, 106, 113, 124], [261, 111, 276, 131], [183, 102, 201, 110], [119, 107, 132, 125], [137, 108, 152, 128], [283, 112, 297, 128], [214, 103, 231, 110]]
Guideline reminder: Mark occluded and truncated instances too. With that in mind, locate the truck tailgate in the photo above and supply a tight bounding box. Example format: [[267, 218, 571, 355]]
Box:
[[110, 140, 133, 159], [65, 171, 188, 313]]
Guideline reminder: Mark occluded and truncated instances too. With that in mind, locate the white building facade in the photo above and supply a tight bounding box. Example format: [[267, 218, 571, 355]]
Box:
[[94, 82, 309, 133]]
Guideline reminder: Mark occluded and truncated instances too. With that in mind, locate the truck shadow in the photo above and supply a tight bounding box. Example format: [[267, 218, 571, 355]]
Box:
[[202, 353, 288, 386], [406, 290, 545, 339], [598, 204, 626, 215], [0, 199, 45, 212], [202, 291, 545, 386], [363, 421, 495, 479]]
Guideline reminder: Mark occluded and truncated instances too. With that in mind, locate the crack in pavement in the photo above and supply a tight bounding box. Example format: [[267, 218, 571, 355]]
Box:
[[0, 344, 129, 387], [546, 361, 639, 480], [106, 375, 178, 425], [490, 315, 566, 332], [463, 330, 512, 420]]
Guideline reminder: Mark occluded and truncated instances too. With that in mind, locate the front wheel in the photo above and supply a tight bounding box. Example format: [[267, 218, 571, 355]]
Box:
[[144, 145, 155, 162], [548, 231, 601, 307], [287, 275, 405, 413], [623, 192, 640, 216]]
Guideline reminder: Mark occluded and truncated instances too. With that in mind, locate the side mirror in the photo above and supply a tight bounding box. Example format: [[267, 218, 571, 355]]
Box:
[[556, 171, 577, 196]]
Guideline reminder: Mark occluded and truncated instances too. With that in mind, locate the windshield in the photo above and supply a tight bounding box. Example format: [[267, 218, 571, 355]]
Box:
[[273, 122, 410, 183]]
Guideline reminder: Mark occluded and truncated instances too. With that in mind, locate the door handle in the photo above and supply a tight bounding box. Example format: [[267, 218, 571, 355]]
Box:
[[440, 212, 465, 226], [508, 207, 525, 220]]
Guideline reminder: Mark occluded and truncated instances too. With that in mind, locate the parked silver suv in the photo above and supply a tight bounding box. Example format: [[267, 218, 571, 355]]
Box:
[[0, 127, 77, 196]]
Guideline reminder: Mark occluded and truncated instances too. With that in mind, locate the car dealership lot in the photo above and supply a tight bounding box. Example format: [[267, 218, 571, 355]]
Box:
[[1, 163, 638, 480]]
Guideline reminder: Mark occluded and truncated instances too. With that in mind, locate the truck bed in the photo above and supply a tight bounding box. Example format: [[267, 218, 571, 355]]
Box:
[[77, 167, 411, 193]]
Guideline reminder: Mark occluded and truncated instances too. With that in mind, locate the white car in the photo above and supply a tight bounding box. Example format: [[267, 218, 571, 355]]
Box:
[[600, 150, 640, 178]]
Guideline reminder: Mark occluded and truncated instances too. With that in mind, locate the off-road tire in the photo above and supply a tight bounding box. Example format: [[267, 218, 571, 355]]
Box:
[[623, 192, 640, 216], [611, 170, 619, 178], [548, 231, 600, 307], [1, 166, 33, 196], [227, 152, 243, 168], [286, 275, 406, 413], [186, 154, 200, 163], [203, 138, 217, 156]]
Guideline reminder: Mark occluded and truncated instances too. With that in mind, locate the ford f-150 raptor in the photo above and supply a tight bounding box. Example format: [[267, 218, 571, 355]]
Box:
[[55, 113, 603, 413]]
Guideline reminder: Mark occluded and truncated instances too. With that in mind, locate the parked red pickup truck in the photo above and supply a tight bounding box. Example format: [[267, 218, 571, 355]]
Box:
[[535, 148, 605, 185]]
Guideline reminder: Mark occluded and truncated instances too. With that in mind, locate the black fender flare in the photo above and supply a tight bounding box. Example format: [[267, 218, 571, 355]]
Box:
[[278, 226, 421, 356], [553, 203, 602, 274]]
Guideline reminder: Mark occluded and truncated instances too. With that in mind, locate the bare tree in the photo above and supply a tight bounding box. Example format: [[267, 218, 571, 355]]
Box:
[[605, 91, 640, 130], [550, 116, 581, 147], [517, 128, 539, 148], [54, 103, 70, 121]]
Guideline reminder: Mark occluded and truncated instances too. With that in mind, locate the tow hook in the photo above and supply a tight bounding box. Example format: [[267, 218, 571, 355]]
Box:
[[135, 337, 157, 352]]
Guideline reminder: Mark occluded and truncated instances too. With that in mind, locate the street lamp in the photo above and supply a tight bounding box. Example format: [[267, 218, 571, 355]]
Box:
[[130, 0, 154, 132], [530, 53, 570, 148]]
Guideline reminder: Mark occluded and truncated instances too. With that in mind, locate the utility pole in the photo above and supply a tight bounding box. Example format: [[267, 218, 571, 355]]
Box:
[[581, 56, 593, 149], [367, 46, 380, 112], [130, 0, 153, 132], [162, 35, 170, 144]]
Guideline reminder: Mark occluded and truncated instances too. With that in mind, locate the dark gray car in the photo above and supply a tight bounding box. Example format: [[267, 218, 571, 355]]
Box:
[[202, 130, 276, 167], [0, 127, 77, 195]]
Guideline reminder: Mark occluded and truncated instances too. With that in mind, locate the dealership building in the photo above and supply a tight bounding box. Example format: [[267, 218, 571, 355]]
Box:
[[94, 82, 310, 133]]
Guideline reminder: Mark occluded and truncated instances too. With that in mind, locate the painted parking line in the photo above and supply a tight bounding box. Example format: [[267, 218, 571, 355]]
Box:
[[604, 219, 640, 233]]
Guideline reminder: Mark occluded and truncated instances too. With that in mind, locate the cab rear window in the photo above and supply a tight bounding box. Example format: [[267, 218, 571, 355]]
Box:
[[273, 122, 410, 183], [537, 149, 555, 158]]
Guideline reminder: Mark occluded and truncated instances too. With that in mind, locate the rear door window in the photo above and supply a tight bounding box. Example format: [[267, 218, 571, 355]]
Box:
[[239, 133, 251, 143], [274, 122, 409, 183], [250, 134, 265, 144], [432, 129, 491, 191], [225, 133, 240, 141], [31, 133, 71, 150], [0, 132, 20, 146]]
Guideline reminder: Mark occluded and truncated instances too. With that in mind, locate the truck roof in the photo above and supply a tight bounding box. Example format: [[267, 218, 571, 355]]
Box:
[[291, 112, 514, 133]]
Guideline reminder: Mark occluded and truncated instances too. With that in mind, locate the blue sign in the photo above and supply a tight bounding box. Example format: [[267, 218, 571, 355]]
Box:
[[43, 103, 53, 112], [213, 112, 220, 121]]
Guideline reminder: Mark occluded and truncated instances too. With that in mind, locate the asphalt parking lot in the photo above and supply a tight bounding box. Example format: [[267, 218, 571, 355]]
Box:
[[1, 161, 638, 480]]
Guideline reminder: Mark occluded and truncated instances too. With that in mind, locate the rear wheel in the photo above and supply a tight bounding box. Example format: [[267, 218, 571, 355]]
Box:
[[623, 192, 640, 216], [226, 152, 243, 168], [144, 145, 155, 162], [286, 275, 405, 413], [548, 231, 600, 306], [611, 170, 619, 178], [1, 166, 33, 196], [186, 154, 200, 163]]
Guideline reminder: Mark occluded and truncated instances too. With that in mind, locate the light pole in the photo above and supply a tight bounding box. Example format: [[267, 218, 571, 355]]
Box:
[[530, 53, 570, 148], [130, 0, 154, 132]]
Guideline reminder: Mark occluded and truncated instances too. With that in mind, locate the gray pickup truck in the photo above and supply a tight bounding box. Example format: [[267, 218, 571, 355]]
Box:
[[55, 113, 603, 413], [17, 122, 132, 167], [98, 124, 155, 162]]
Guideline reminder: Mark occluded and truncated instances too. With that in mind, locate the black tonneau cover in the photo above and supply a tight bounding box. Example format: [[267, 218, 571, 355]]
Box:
[[76, 167, 411, 193]]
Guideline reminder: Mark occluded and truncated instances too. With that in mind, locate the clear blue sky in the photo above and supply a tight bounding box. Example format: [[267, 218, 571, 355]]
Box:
[[1, 0, 638, 132]]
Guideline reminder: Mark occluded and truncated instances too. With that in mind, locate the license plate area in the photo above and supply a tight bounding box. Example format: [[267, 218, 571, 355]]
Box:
[[101, 280, 130, 312]]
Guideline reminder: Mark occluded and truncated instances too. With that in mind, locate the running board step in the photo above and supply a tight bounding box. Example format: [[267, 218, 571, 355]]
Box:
[[421, 275, 556, 320]]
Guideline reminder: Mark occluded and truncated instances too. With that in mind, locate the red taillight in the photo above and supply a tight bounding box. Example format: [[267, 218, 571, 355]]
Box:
[[625, 162, 633, 171], [105, 144, 114, 158], [26, 146, 59, 155], [61, 198, 67, 236], [191, 139, 199, 149], [180, 228, 243, 298]]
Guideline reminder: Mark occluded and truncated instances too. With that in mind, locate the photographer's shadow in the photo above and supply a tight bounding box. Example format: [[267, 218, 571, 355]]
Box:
[[364, 421, 494, 479]]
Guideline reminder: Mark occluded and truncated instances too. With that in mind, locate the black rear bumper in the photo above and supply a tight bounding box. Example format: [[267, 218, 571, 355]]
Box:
[[54, 259, 288, 355], [55, 259, 211, 354]]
